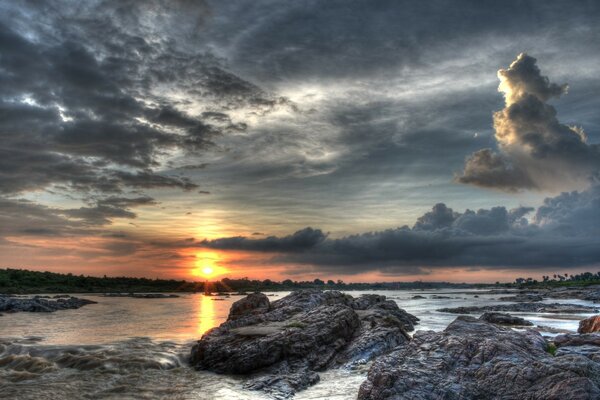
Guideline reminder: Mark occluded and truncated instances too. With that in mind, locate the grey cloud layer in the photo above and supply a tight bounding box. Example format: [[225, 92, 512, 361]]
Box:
[[199, 186, 600, 273]]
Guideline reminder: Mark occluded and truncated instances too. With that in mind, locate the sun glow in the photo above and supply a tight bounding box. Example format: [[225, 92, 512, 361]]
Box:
[[193, 251, 226, 279]]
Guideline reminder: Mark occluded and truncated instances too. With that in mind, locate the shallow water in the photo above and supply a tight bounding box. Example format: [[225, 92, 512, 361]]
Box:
[[0, 289, 596, 399]]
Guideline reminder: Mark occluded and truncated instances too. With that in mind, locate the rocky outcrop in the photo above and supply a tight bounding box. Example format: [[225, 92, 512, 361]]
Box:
[[543, 286, 600, 302], [479, 312, 533, 326], [498, 293, 544, 302], [438, 302, 598, 314], [579, 315, 600, 333], [553, 333, 600, 363], [190, 290, 418, 398], [358, 316, 600, 400], [228, 292, 270, 320], [0, 295, 97, 313]]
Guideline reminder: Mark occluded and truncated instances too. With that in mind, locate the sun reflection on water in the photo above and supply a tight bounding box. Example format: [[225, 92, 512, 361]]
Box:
[[197, 294, 219, 336]]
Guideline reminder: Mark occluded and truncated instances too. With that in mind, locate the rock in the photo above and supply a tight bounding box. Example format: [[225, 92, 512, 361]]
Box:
[[438, 302, 598, 314], [498, 293, 544, 302], [479, 312, 533, 326], [544, 286, 600, 302], [430, 295, 451, 299], [0, 296, 97, 313], [579, 315, 600, 333], [411, 295, 426, 299], [102, 293, 179, 298], [228, 293, 270, 321], [190, 290, 418, 397], [554, 333, 600, 348], [555, 345, 600, 362], [358, 316, 600, 400]]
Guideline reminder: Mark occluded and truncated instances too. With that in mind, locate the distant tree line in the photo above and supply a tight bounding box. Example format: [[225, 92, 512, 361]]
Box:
[[514, 272, 600, 287], [0, 268, 486, 294]]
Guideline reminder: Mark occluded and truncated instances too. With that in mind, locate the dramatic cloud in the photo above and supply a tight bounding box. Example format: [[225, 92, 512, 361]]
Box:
[[459, 53, 600, 191], [199, 186, 600, 274], [1, 1, 599, 279]]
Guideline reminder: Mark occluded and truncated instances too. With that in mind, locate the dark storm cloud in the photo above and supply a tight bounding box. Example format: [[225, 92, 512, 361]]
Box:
[[201, 227, 327, 252], [459, 53, 600, 191], [0, 194, 158, 238], [0, 1, 283, 199], [199, 186, 600, 273]]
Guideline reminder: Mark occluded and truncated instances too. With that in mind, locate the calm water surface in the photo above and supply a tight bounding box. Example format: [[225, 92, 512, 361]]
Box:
[[0, 289, 595, 399]]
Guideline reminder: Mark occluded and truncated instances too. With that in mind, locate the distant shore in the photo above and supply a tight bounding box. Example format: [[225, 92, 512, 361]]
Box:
[[2, 267, 600, 295]]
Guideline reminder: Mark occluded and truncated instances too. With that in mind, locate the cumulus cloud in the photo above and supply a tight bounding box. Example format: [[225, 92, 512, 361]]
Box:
[[459, 53, 600, 191], [197, 186, 600, 273]]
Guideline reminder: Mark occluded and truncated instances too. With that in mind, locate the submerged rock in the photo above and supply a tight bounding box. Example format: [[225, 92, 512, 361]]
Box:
[[358, 316, 600, 400], [479, 312, 533, 326], [0, 295, 97, 313], [438, 302, 598, 314], [190, 290, 418, 398], [579, 315, 600, 333], [102, 293, 179, 298]]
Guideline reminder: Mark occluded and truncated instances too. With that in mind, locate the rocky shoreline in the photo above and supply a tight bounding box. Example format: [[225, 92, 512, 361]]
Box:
[[0, 294, 97, 313], [192, 289, 600, 399]]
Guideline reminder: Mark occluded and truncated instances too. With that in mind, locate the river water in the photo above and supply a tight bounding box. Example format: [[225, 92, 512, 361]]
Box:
[[0, 289, 596, 399]]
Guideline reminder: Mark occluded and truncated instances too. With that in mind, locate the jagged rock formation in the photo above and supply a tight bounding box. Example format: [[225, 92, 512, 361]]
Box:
[[190, 290, 418, 398], [358, 316, 600, 400], [579, 315, 600, 334], [479, 312, 533, 326]]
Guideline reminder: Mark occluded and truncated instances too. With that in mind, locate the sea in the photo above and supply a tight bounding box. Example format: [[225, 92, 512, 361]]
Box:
[[0, 289, 596, 399]]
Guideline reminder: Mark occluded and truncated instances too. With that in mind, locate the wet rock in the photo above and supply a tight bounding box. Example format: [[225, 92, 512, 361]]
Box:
[[430, 295, 451, 299], [479, 312, 533, 326], [545, 286, 600, 302], [438, 302, 598, 314], [358, 316, 600, 400], [554, 333, 600, 348], [579, 315, 600, 333], [555, 345, 600, 362], [498, 293, 544, 302], [0, 296, 97, 313], [411, 295, 426, 299], [191, 290, 418, 397], [228, 293, 270, 321]]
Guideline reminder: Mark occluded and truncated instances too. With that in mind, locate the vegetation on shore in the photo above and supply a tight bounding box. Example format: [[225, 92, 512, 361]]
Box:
[[2, 268, 600, 294], [514, 272, 600, 288], [1, 268, 488, 294]]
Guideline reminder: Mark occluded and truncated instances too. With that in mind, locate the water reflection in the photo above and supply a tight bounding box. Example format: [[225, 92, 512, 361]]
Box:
[[197, 294, 219, 336]]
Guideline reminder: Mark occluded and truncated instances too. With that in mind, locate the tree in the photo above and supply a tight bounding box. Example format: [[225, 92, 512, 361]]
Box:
[[327, 280, 335, 286], [313, 278, 325, 285]]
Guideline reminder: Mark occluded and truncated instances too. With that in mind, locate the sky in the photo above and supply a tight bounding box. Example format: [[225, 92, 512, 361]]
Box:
[[1, 0, 599, 283]]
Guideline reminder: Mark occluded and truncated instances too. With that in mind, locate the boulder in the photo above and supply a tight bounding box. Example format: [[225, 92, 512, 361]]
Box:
[[579, 315, 600, 333], [190, 290, 418, 398], [479, 312, 533, 326], [358, 316, 600, 400], [228, 292, 270, 320]]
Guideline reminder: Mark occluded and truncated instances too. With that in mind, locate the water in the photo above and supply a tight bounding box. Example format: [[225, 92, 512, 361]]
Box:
[[0, 290, 596, 399]]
